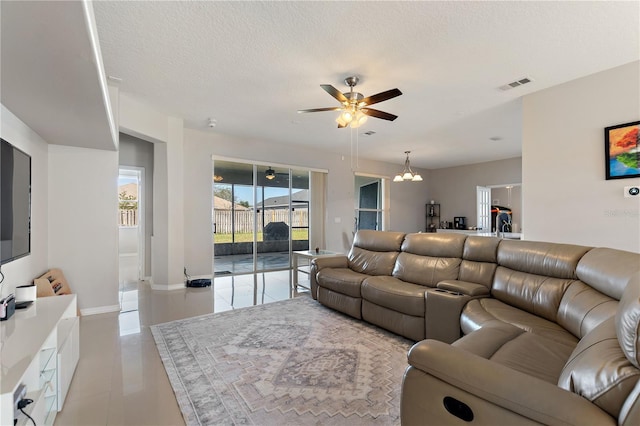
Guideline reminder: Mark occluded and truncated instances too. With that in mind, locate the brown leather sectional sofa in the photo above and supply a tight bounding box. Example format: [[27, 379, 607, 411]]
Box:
[[310, 230, 640, 425]]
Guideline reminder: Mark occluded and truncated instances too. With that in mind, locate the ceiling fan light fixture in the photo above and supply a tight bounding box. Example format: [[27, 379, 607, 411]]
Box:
[[350, 110, 368, 128], [265, 167, 276, 180]]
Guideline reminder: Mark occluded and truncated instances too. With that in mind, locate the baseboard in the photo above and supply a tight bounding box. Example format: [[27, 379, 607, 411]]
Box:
[[150, 282, 185, 291], [80, 304, 121, 316]]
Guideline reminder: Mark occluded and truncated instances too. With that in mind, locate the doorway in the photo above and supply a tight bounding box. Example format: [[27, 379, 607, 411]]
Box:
[[212, 159, 310, 275], [118, 167, 144, 312]]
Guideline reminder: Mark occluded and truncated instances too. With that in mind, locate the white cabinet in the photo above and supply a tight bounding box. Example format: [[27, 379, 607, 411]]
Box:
[[0, 295, 79, 426]]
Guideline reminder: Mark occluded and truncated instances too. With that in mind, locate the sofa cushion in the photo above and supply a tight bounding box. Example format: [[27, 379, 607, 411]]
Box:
[[362, 276, 426, 316], [454, 320, 576, 384], [463, 236, 500, 262], [617, 272, 640, 368], [577, 248, 640, 300], [497, 240, 591, 279], [400, 232, 466, 258], [558, 317, 640, 419], [461, 298, 579, 346], [392, 252, 461, 287], [353, 229, 405, 252], [348, 246, 399, 276], [492, 267, 576, 322], [315, 268, 368, 298], [557, 280, 618, 339]]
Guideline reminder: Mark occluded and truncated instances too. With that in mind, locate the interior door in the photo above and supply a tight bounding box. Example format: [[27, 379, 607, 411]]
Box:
[[477, 186, 491, 231]]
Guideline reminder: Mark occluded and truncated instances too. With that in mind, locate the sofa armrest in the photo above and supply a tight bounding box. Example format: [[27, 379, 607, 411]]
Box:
[[425, 289, 472, 343], [437, 279, 490, 296], [403, 339, 615, 425], [311, 256, 348, 271], [310, 256, 348, 299]]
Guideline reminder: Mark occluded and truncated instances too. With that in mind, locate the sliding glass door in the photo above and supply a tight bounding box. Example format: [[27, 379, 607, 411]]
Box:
[[212, 159, 309, 275]]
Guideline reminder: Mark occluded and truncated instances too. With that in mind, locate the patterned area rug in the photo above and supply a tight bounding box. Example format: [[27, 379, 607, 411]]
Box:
[[151, 297, 412, 425]]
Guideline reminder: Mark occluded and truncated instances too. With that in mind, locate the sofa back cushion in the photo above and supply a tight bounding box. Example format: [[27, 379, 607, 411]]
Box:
[[557, 281, 618, 339], [497, 240, 591, 279], [400, 232, 466, 257], [391, 233, 465, 287], [353, 229, 406, 252], [558, 317, 639, 419], [459, 236, 500, 288], [556, 249, 640, 339], [347, 230, 405, 276], [617, 272, 640, 369], [392, 253, 461, 287], [492, 268, 577, 322], [492, 240, 591, 322], [577, 248, 640, 300]]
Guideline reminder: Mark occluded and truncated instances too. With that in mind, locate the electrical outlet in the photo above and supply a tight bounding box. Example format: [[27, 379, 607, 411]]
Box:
[[624, 186, 639, 198]]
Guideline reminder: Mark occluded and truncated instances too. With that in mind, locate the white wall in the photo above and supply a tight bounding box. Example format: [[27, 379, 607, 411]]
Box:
[[183, 128, 431, 277], [47, 145, 120, 314], [523, 61, 640, 252], [0, 105, 49, 298], [428, 157, 522, 229]]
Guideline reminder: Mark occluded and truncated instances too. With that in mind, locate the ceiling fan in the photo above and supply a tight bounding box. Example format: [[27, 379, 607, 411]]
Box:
[[298, 76, 402, 128]]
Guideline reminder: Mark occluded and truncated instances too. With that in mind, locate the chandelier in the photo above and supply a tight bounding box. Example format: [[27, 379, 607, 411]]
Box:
[[393, 151, 423, 182]]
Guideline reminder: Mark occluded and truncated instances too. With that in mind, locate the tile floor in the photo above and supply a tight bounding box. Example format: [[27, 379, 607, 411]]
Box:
[[54, 269, 309, 425]]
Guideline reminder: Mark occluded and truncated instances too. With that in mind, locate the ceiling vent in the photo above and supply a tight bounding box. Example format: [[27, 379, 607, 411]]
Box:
[[363, 131, 376, 136], [499, 77, 533, 91]]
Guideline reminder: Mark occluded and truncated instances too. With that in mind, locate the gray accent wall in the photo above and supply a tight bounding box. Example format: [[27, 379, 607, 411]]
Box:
[[118, 132, 154, 276], [427, 157, 522, 229]]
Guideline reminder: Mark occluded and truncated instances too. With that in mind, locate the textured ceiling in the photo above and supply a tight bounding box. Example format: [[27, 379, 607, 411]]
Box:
[[93, 1, 639, 169]]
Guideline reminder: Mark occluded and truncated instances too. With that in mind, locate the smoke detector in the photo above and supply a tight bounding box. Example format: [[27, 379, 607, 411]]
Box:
[[208, 118, 217, 128]]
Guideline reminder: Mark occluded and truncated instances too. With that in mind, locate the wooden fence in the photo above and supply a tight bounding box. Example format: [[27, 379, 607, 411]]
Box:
[[214, 208, 308, 233], [119, 209, 137, 227]]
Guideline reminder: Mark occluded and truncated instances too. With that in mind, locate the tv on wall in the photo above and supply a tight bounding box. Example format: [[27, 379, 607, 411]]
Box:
[[0, 138, 31, 264]]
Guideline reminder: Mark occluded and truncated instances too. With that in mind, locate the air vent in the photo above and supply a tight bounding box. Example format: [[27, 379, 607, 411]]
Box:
[[363, 131, 376, 136], [499, 77, 533, 91]]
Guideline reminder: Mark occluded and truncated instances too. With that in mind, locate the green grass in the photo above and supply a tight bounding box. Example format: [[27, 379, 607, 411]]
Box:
[[215, 229, 308, 243]]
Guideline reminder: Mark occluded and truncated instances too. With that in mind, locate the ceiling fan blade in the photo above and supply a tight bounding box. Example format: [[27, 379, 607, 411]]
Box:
[[360, 88, 402, 106], [297, 107, 342, 113], [362, 108, 398, 121], [321, 84, 349, 104]]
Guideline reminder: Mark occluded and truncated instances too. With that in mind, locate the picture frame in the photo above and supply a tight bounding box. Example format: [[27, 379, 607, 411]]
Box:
[[604, 120, 640, 180]]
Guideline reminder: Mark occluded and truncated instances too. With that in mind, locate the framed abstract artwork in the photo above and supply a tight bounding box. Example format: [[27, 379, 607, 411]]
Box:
[[604, 121, 639, 180]]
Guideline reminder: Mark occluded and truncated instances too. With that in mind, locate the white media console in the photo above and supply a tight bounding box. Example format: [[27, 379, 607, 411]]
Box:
[[0, 295, 79, 425]]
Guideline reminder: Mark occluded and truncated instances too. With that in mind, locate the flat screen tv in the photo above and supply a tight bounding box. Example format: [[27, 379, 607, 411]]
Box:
[[0, 138, 31, 264]]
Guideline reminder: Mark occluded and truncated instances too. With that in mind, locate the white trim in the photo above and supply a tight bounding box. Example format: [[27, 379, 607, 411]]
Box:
[[150, 282, 185, 291], [487, 182, 522, 188], [80, 304, 121, 316], [211, 154, 328, 174]]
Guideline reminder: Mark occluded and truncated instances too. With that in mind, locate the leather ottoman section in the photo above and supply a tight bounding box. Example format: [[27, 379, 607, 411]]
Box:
[[316, 267, 368, 298], [462, 298, 579, 346], [361, 276, 427, 317], [317, 287, 362, 319], [362, 300, 425, 341]]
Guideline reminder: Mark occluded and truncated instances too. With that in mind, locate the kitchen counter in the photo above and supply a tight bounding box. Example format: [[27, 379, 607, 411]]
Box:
[[435, 229, 522, 240]]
